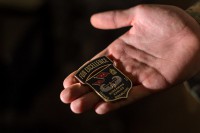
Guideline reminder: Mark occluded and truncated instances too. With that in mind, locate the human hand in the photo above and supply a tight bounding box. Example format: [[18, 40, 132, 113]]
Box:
[[60, 4, 200, 114]]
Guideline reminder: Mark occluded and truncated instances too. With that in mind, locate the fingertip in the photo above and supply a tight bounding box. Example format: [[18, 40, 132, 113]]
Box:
[[60, 89, 71, 104], [63, 71, 78, 89], [70, 100, 83, 114], [63, 79, 68, 89], [90, 13, 102, 29], [60, 83, 86, 104], [90, 11, 116, 29], [90, 14, 95, 25], [70, 92, 102, 114], [95, 102, 112, 115]]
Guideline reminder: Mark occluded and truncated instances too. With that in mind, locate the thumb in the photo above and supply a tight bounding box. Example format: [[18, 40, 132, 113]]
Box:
[[90, 8, 134, 29]]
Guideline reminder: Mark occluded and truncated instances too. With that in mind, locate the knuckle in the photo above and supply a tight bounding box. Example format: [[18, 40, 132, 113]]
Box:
[[129, 4, 147, 14], [135, 4, 147, 10]]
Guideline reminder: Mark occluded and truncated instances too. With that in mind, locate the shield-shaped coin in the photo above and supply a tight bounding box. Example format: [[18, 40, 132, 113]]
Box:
[[75, 56, 132, 102]]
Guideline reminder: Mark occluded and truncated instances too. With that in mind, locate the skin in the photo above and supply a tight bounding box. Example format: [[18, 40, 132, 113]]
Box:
[[60, 4, 200, 114]]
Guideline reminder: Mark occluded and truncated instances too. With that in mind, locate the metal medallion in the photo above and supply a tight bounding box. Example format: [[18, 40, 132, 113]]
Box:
[[75, 56, 132, 102]]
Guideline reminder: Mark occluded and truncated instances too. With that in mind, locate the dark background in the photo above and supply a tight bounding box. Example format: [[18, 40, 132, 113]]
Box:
[[0, 0, 200, 133]]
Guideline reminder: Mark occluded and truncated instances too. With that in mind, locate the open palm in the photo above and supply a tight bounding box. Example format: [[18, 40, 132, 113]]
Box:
[[60, 5, 200, 114]]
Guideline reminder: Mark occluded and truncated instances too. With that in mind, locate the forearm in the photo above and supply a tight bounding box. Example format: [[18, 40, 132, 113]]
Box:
[[185, 0, 200, 102], [186, 1, 200, 24], [187, 0, 200, 12]]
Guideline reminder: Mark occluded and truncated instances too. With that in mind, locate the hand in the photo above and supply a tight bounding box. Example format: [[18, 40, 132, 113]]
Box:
[[60, 4, 200, 114]]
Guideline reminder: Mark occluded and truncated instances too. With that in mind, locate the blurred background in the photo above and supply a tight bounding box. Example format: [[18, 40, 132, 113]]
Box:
[[1, 0, 200, 133]]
